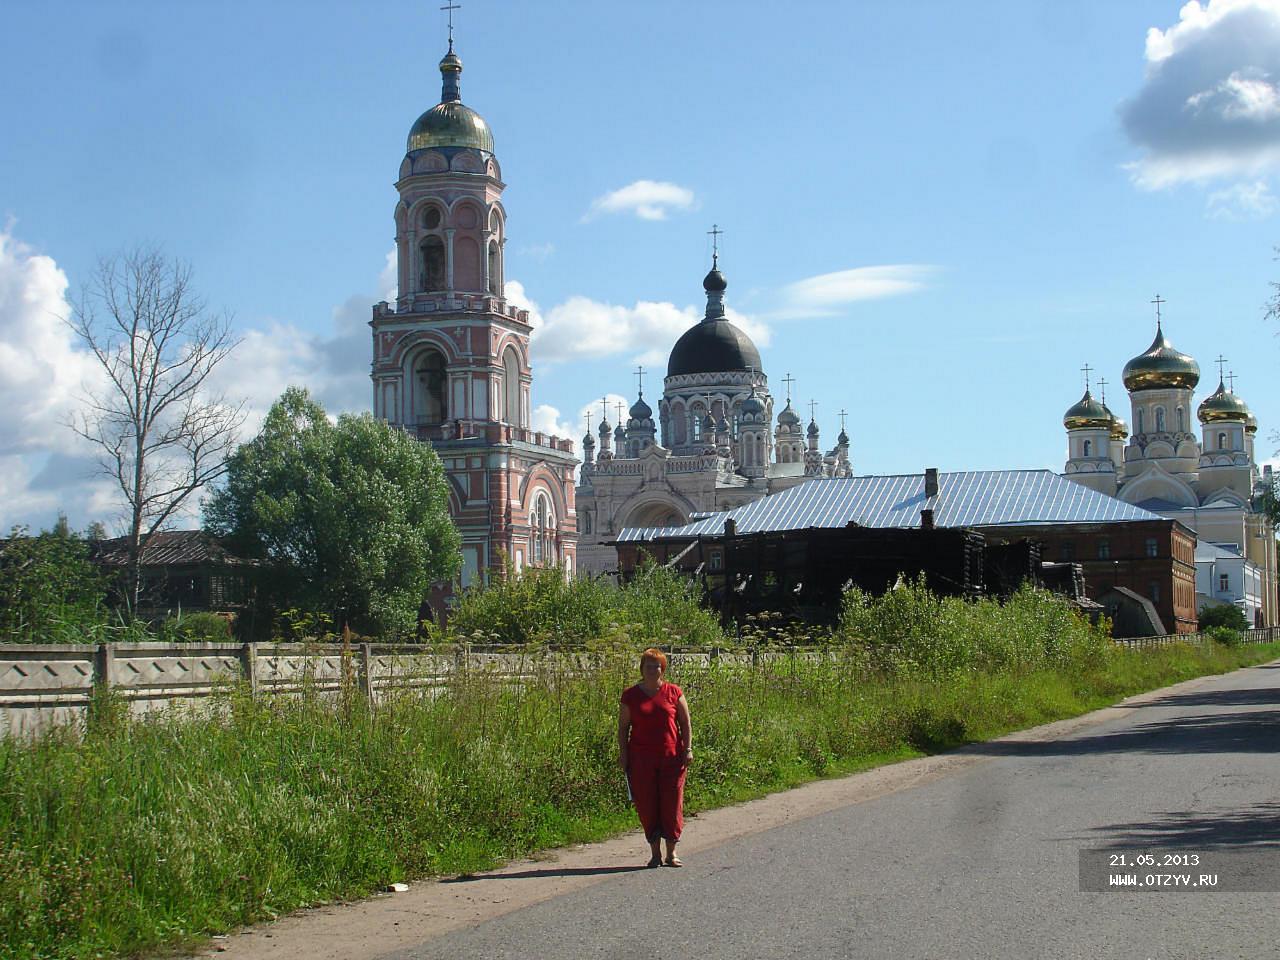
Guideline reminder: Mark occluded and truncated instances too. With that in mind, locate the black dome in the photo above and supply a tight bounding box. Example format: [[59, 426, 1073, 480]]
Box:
[[666, 319, 762, 377]]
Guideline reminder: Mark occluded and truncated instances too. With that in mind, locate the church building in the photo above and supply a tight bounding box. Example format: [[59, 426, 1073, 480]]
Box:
[[576, 258, 852, 575], [1061, 306, 1276, 626], [370, 43, 578, 587]]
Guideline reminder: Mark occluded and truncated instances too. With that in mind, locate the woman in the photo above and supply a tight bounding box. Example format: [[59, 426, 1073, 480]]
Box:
[[618, 647, 692, 868]]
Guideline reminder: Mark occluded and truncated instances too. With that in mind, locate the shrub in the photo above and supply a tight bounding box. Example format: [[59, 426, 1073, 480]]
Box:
[[161, 611, 233, 643], [0, 526, 110, 643], [1197, 604, 1249, 632], [1203, 625, 1243, 647]]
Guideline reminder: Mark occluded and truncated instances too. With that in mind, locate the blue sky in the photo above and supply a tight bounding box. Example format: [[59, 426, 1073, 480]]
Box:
[[3, 0, 1280, 531]]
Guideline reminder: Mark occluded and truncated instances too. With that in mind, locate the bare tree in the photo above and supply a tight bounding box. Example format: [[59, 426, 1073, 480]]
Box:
[[67, 249, 245, 613]]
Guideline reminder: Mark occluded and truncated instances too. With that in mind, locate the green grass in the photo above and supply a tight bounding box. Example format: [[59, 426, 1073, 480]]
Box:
[[1, 630, 1276, 959]]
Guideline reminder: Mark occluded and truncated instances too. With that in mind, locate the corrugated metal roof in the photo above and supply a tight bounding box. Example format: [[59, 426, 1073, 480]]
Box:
[[617, 470, 1166, 542]]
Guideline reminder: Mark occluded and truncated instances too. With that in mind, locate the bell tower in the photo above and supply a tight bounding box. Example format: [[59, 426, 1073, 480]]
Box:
[[370, 42, 578, 587]]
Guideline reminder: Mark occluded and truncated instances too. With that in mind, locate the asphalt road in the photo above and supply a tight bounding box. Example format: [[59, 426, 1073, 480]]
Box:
[[378, 661, 1280, 960]]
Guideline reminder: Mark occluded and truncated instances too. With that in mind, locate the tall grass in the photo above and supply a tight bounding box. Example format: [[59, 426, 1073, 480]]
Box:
[[2, 584, 1276, 960]]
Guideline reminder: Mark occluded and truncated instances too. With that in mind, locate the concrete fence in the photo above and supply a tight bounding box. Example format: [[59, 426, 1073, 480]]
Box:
[[3, 628, 1276, 738], [0, 641, 808, 739]]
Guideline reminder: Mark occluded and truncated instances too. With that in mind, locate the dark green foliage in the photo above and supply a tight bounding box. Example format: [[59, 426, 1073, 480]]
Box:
[[0, 526, 110, 643], [1197, 603, 1249, 631], [1203, 624, 1243, 647], [447, 561, 724, 647], [160, 611, 233, 643], [204, 388, 461, 637]]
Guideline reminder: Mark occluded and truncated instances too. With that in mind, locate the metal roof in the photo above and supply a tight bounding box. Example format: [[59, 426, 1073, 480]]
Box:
[[617, 470, 1166, 542]]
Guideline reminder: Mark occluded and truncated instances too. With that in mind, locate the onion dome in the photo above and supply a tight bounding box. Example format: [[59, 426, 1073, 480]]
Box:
[[777, 401, 800, 426], [614, 422, 625, 443], [583, 431, 595, 448], [667, 260, 762, 378], [1109, 412, 1128, 441], [807, 419, 820, 439], [717, 413, 731, 434], [1247, 412, 1258, 434], [838, 428, 850, 445], [629, 394, 652, 421], [1197, 379, 1250, 424], [1122, 324, 1200, 391], [740, 386, 766, 420], [703, 411, 717, 435], [598, 416, 610, 436], [406, 45, 495, 154], [1063, 389, 1111, 430]]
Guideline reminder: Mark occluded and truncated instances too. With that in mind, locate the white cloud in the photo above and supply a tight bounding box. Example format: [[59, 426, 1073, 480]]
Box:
[[1123, 0, 1280, 188], [515, 277, 771, 367], [582, 180, 696, 222], [772, 265, 937, 319], [1206, 178, 1280, 217]]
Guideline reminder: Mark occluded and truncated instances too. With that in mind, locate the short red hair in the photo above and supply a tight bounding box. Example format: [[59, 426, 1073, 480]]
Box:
[[640, 647, 668, 672]]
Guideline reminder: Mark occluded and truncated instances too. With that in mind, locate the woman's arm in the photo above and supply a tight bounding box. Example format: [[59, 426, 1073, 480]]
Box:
[[617, 702, 631, 770], [676, 694, 692, 763]]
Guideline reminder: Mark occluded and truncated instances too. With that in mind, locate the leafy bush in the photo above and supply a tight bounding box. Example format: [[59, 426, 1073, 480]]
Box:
[[161, 611, 233, 643], [0, 526, 110, 643], [447, 562, 724, 647], [1203, 624, 1243, 647], [1197, 604, 1249, 631], [837, 580, 1111, 679]]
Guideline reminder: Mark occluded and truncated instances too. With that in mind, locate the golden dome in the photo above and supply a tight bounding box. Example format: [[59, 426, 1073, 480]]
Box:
[[1197, 379, 1250, 424], [1063, 390, 1111, 430], [1247, 412, 1258, 434], [1109, 412, 1128, 441], [406, 46, 495, 155], [1122, 324, 1200, 391]]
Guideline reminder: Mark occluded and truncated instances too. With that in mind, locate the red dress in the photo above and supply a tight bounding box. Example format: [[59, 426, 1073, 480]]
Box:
[[622, 682, 687, 843]]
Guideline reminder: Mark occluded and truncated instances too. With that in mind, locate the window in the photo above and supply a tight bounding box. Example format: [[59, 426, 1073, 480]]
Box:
[[1083, 439, 1092, 457], [420, 235, 446, 291], [1218, 432, 1227, 451], [1145, 537, 1158, 558], [488, 239, 501, 295], [1136, 409, 1144, 434], [1176, 407, 1184, 431], [1150, 581, 1160, 603], [709, 551, 723, 572], [415, 350, 447, 424], [531, 494, 555, 566], [1060, 541, 1075, 561], [424, 207, 442, 229], [502, 347, 521, 426], [581, 511, 592, 535], [1155, 407, 1165, 432], [1097, 540, 1110, 560], [1220, 573, 1230, 592]]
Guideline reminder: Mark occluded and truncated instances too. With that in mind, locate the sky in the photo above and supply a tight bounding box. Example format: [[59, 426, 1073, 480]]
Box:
[[3, 0, 1280, 533]]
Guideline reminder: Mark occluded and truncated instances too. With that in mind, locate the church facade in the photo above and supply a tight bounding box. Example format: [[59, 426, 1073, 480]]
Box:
[[575, 261, 851, 575], [369, 45, 578, 587], [1061, 313, 1277, 626]]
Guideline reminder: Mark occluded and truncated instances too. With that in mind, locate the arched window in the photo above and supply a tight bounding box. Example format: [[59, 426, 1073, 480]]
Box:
[[502, 347, 521, 425], [414, 350, 447, 424], [581, 511, 592, 535], [1137, 409, 1144, 434], [1219, 432, 1227, 450], [420, 236, 446, 291], [488, 239, 501, 295], [531, 494, 555, 566], [1176, 407, 1184, 431], [1083, 439, 1092, 457], [1155, 407, 1165, 432], [691, 406, 703, 442]]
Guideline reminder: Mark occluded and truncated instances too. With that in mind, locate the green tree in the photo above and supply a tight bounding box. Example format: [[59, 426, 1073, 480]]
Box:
[[204, 388, 461, 636], [0, 525, 109, 643], [1197, 603, 1250, 631]]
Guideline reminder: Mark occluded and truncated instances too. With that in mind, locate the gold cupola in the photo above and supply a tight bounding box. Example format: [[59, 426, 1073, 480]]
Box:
[[1122, 323, 1200, 391], [1109, 410, 1129, 441], [406, 44, 495, 155], [1063, 389, 1111, 430], [1197, 378, 1251, 424]]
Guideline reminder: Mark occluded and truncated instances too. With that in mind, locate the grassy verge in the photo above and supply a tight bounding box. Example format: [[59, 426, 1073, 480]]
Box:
[[1, 639, 1276, 960]]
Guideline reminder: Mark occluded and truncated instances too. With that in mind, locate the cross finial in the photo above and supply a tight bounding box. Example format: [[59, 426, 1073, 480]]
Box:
[[1080, 362, 1093, 392], [707, 223, 723, 267], [1227, 370, 1238, 392], [583, 410, 592, 436], [615, 401, 624, 425], [600, 395, 609, 425], [1151, 294, 1165, 327], [808, 399, 818, 422], [782, 372, 796, 405], [1216, 354, 1228, 384], [441, 2, 460, 47], [634, 365, 645, 398], [1097, 377, 1108, 405], [839, 409, 848, 432]]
